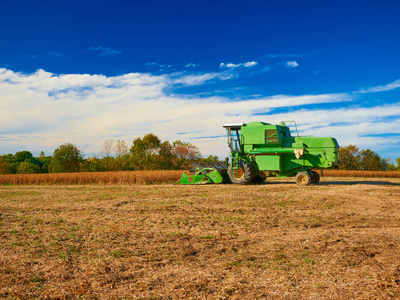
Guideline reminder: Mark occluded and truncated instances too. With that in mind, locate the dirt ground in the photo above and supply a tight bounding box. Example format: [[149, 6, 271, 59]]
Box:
[[1, 177, 400, 299]]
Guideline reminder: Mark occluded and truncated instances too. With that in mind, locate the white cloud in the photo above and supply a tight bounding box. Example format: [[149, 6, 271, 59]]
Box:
[[243, 61, 258, 67], [219, 61, 258, 69], [359, 79, 400, 93], [0, 67, 399, 159], [286, 61, 299, 68], [220, 62, 240, 68], [184, 63, 199, 68], [172, 72, 234, 86]]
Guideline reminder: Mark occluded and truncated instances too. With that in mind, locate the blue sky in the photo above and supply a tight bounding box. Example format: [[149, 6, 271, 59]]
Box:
[[1, 0, 400, 161]]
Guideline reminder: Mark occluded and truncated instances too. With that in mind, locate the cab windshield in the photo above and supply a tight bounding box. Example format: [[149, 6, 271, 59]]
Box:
[[229, 129, 241, 152]]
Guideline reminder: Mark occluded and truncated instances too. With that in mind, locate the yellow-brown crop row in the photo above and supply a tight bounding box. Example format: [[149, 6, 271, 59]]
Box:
[[1, 169, 399, 185], [0, 170, 186, 185], [323, 169, 400, 178]]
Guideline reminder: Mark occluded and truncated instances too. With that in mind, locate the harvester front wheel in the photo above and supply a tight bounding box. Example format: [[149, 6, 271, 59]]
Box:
[[295, 172, 312, 186], [228, 160, 254, 184], [310, 171, 320, 184], [252, 173, 267, 183]]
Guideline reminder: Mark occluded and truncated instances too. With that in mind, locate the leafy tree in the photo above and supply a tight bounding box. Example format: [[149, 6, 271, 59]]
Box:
[[172, 140, 200, 169], [14, 151, 34, 163], [397, 157, 400, 171], [0, 157, 10, 174], [49, 143, 84, 173], [173, 140, 200, 160], [36, 151, 52, 173], [386, 159, 397, 171], [16, 162, 40, 174], [114, 140, 130, 171], [157, 141, 175, 169], [339, 145, 360, 170], [83, 157, 101, 172], [359, 149, 386, 171], [198, 155, 220, 162], [11, 151, 43, 173], [339, 145, 388, 171], [0, 154, 19, 174], [130, 134, 161, 170]]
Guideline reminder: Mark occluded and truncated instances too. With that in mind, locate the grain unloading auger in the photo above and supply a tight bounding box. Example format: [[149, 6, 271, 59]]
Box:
[[176, 121, 340, 185]]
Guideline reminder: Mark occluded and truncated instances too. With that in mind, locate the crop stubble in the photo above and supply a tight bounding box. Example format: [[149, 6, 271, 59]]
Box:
[[1, 178, 400, 299]]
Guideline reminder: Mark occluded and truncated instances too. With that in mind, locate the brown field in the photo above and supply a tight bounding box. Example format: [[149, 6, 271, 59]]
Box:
[[1, 177, 400, 299]]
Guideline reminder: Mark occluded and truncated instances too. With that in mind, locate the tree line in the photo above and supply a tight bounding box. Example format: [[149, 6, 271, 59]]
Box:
[[0, 134, 219, 174], [339, 145, 399, 171], [0, 137, 399, 174]]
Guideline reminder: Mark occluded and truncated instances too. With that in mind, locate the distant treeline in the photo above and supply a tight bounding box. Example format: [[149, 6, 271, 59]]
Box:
[[0, 134, 219, 175], [1, 137, 399, 175], [338, 145, 399, 171]]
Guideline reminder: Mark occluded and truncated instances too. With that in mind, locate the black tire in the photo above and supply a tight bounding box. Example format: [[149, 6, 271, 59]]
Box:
[[295, 172, 312, 186], [310, 171, 320, 184], [228, 160, 255, 184], [252, 173, 266, 183]]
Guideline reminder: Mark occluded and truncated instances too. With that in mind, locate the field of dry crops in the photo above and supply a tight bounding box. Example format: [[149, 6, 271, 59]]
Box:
[[1, 169, 400, 186], [0, 171, 185, 185], [323, 170, 400, 178], [1, 177, 400, 299]]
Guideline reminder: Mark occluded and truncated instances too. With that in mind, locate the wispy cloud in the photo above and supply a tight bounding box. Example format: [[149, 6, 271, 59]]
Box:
[[87, 46, 122, 56], [25, 52, 65, 60], [184, 63, 199, 68], [219, 61, 258, 69], [46, 52, 64, 58], [359, 79, 400, 93], [25, 54, 41, 59], [243, 61, 258, 67], [172, 72, 234, 86], [0, 67, 399, 159], [286, 61, 299, 68]]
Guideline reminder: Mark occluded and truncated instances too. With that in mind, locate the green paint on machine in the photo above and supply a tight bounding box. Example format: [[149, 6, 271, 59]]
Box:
[[175, 167, 227, 185], [177, 120, 339, 186], [224, 121, 340, 185]]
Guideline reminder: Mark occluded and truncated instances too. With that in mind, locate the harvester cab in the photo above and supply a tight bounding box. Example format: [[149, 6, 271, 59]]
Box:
[[224, 123, 243, 153]]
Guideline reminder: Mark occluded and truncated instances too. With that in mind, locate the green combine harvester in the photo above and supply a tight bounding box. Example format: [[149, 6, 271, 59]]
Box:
[[176, 121, 340, 185]]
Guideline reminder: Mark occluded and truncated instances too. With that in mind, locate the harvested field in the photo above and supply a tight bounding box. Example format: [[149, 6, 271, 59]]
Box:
[[1, 177, 400, 299]]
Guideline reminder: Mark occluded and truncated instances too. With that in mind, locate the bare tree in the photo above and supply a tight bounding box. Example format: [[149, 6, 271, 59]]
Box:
[[115, 140, 130, 171], [100, 139, 115, 171], [115, 139, 129, 157]]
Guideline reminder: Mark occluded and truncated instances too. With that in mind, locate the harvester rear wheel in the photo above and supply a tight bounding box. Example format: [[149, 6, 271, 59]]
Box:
[[228, 160, 254, 184], [310, 171, 320, 184], [295, 172, 312, 186]]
